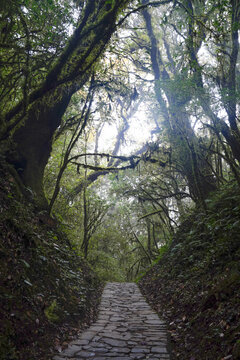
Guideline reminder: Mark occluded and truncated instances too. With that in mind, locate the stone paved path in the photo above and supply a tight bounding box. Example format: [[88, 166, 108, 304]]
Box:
[[53, 282, 170, 360]]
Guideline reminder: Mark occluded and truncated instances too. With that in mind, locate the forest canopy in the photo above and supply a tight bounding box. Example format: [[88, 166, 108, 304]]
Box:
[[1, 2, 240, 359], [0, 0, 240, 276]]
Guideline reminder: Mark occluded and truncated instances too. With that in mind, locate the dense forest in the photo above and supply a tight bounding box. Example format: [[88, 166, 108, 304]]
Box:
[[0, 0, 240, 359]]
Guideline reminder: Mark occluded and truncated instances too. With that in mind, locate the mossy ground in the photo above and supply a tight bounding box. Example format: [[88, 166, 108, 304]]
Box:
[[0, 163, 103, 360], [139, 181, 240, 360]]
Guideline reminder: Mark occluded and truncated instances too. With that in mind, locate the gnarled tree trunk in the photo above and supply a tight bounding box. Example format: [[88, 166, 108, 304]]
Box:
[[3, 0, 131, 208]]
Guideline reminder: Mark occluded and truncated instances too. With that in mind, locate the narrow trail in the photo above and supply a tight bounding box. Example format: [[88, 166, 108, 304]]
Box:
[[53, 282, 170, 360]]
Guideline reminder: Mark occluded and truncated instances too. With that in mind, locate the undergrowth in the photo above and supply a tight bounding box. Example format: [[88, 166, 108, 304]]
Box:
[[0, 164, 103, 360], [139, 180, 240, 360]]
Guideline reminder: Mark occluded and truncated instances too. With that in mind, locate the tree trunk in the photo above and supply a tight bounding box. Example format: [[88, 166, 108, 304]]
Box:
[[142, 5, 217, 202], [10, 90, 72, 208], [81, 186, 89, 258], [3, 0, 130, 208]]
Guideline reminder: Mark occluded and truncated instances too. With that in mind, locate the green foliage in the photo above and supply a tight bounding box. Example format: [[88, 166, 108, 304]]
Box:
[[155, 242, 171, 262], [1, 1, 240, 358], [88, 250, 125, 282], [135, 242, 171, 283], [139, 180, 240, 359], [0, 0, 77, 115], [0, 163, 102, 360], [44, 300, 59, 323]]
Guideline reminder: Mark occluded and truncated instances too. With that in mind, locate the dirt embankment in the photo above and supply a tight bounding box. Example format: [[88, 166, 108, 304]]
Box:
[[0, 164, 103, 360], [139, 183, 240, 360]]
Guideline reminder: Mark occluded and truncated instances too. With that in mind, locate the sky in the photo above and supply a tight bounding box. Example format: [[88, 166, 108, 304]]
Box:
[[98, 108, 153, 156]]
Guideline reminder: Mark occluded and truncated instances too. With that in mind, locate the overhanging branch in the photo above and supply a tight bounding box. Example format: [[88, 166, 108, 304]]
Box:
[[116, 0, 173, 28], [71, 158, 141, 173]]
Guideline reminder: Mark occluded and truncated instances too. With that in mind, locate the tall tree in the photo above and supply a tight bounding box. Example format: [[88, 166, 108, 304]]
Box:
[[0, 0, 131, 208], [141, 0, 217, 204]]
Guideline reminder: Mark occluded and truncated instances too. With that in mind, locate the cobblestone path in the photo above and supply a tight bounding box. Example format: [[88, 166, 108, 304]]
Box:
[[53, 282, 170, 360]]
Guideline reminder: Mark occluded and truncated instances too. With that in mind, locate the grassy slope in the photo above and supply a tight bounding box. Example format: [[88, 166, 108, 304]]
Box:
[[0, 163, 103, 360], [139, 181, 240, 360]]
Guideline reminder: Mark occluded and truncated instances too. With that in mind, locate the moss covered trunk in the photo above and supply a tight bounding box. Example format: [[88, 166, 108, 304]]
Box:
[[3, 0, 131, 207], [11, 90, 72, 208]]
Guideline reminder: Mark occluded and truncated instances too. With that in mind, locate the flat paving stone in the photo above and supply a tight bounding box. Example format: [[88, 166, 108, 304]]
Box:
[[52, 282, 170, 359], [102, 338, 127, 347]]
